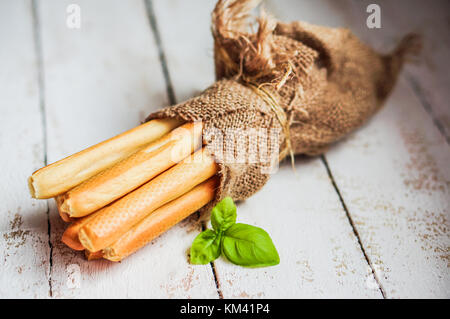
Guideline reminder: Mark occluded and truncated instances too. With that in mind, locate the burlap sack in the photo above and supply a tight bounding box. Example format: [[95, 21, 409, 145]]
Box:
[[147, 0, 419, 209]]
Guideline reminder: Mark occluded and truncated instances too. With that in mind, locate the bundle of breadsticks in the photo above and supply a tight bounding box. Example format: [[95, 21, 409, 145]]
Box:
[[28, 0, 419, 261], [30, 119, 220, 261]]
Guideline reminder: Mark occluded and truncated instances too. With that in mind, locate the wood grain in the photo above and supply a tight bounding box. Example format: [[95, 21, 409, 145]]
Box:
[[0, 0, 50, 298], [325, 78, 450, 297]]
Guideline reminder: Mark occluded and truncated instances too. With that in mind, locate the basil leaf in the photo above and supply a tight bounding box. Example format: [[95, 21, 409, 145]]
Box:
[[222, 223, 280, 267], [211, 196, 236, 232], [190, 229, 221, 265]]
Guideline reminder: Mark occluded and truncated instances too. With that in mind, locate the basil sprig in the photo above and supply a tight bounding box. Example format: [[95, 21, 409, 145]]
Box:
[[190, 197, 280, 268], [190, 230, 221, 265]]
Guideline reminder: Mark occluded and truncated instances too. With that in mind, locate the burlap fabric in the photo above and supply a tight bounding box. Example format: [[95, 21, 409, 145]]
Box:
[[146, 0, 419, 209]]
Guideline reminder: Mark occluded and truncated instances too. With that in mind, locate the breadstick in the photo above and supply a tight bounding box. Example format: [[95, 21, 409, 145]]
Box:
[[55, 197, 73, 222], [103, 177, 218, 261], [61, 213, 98, 250], [29, 118, 182, 199], [85, 250, 103, 261], [56, 122, 202, 217], [78, 148, 218, 252]]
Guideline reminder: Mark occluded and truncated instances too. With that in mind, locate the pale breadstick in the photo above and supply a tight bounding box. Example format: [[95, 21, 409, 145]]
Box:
[[103, 177, 218, 261], [61, 213, 98, 250], [29, 118, 182, 199], [78, 148, 218, 252], [85, 250, 103, 261], [56, 122, 202, 218]]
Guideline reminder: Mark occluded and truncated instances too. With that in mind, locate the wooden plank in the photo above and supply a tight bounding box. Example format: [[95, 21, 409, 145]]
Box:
[[153, 0, 381, 298], [269, 0, 450, 297], [37, 0, 218, 298], [325, 77, 450, 298], [150, 0, 216, 102], [0, 0, 50, 298], [214, 163, 385, 298]]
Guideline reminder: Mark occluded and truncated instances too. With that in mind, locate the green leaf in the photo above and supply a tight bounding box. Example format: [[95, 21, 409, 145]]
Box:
[[190, 197, 280, 269], [211, 197, 237, 232], [190, 229, 221, 265], [222, 223, 280, 267]]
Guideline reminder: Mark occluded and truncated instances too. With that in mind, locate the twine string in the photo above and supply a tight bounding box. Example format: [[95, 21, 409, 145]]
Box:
[[246, 82, 295, 169], [215, 42, 296, 168]]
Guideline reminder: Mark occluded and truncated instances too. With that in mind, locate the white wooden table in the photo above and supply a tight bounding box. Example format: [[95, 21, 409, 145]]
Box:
[[1, 0, 449, 298]]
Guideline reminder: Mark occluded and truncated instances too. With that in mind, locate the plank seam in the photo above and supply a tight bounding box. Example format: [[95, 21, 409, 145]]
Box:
[[201, 220, 224, 299], [143, 0, 177, 105], [405, 73, 450, 144], [320, 155, 386, 298], [31, 0, 53, 298], [143, 0, 223, 298]]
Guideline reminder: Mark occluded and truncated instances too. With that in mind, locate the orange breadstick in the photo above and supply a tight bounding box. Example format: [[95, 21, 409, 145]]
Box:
[[56, 122, 202, 217], [78, 148, 218, 252], [103, 177, 218, 261], [61, 213, 98, 250], [29, 118, 182, 199], [85, 250, 103, 261], [55, 197, 73, 222]]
